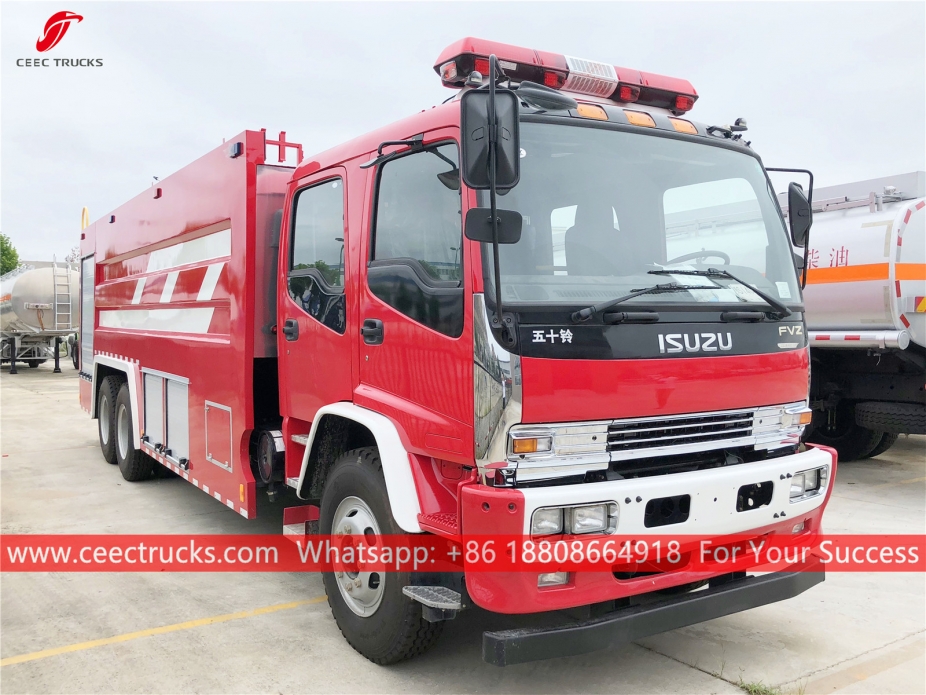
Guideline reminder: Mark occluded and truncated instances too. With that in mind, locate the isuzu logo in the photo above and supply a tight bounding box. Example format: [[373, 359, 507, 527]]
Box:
[[658, 332, 732, 354]]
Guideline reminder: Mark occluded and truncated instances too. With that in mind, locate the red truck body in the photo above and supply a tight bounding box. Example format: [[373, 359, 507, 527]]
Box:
[[79, 38, 835, 665]]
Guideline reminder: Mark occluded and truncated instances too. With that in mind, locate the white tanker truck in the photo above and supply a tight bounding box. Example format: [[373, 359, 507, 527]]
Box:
[[783, 172, 925, 460], [1, 262, 79, 371]]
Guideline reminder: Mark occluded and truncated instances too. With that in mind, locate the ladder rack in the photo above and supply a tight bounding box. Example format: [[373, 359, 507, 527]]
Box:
[[52, 256, 72, 331]]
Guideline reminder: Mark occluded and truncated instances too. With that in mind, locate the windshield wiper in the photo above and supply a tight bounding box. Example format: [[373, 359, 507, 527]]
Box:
[[571, 283, 713, 323], [647, 267, 792, 318]]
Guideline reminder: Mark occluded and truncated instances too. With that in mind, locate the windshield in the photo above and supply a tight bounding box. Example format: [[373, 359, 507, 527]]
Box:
[[483, 121, 800, 308]]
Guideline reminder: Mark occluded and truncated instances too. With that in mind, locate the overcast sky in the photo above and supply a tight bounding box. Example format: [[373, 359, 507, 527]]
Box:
[[2, 1, 924, 262]]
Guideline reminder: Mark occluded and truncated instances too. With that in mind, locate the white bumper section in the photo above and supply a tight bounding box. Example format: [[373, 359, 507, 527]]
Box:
[[518, 447, 832, 536]]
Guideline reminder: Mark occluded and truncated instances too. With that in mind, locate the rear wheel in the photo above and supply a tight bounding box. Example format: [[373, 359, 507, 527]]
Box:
[[809, 402, 882, 462], [97, 376, 119, 464], [864, 433, 899, 459], [114, 383, 154, 481], [320, 447, 442, 664], [27, 360, 41, 368]]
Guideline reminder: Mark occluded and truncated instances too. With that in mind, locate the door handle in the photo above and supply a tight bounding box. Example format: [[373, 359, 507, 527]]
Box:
[[283, 318, 299, 341], [362, 318, 384, 345]]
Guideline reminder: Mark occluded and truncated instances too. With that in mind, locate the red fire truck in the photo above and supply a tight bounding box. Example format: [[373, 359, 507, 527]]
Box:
[[78, 38, 836, 665]]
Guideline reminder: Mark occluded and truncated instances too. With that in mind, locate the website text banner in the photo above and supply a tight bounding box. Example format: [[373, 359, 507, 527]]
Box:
[[1, 535, 923, 573]]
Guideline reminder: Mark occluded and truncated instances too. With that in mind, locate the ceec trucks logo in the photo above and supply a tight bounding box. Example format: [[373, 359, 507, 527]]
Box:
[[16, 10, 102, 68], [36, 10, 83, 52]]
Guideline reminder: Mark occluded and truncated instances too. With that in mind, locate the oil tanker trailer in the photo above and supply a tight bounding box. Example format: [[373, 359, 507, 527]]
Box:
[[1, 262, 79, 371], [788, 172, 925, 459]]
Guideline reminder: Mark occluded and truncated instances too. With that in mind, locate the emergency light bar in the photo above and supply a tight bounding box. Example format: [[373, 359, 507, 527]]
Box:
[[434, 37, 698, 113]]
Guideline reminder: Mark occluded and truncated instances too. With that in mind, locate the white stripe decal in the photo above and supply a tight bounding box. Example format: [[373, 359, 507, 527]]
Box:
[[197, 262, 224, 301], [160, 271, 179, 303], [131, 278, 146, 304], [99, 307, 215, 334], [146, 228, 231, 273]]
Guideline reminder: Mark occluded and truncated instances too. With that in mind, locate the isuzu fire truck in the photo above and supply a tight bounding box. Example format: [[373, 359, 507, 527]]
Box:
[[79, 38, 836, 665], [780, 173, 925, 460]]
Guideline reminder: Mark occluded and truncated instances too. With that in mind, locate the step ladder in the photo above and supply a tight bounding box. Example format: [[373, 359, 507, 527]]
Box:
[[52, 257, 72, 331]]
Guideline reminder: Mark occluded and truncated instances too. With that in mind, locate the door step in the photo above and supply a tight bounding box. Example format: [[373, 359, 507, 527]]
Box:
[[402, 586, 462, 622]]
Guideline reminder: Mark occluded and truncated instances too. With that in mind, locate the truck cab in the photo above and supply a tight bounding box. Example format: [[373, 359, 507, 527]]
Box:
[[273, 38, 834, 663]]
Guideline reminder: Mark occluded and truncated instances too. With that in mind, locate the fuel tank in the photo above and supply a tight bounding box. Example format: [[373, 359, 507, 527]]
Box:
[[798, 173, 925, 349]]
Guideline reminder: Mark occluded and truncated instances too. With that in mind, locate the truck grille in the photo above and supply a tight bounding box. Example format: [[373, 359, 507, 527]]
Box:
[[608, 410, 754, 454], [506, 402, 807, 484]]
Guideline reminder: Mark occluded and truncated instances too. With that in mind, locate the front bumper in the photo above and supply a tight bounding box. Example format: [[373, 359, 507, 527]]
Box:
[[483, 554, 825, 666], [461, 445, 836, 613]]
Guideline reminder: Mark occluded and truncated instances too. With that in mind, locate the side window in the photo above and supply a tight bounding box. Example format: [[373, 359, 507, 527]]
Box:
[[288, 178, 346, 334], [368, 144, 464, 337]]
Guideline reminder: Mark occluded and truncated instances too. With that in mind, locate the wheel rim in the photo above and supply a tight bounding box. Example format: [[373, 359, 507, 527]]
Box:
[[331, 496, 385, 617], [117, 403, 130, 461], [99, 395, 110, 445]]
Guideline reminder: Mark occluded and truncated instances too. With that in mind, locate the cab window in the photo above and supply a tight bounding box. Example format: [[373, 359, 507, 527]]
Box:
[[288, 178, 346, 333], [368, 144, 464, 337]]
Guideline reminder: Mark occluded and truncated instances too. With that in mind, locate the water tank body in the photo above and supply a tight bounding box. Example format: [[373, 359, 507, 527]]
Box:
[[0, 267, 79, 334]]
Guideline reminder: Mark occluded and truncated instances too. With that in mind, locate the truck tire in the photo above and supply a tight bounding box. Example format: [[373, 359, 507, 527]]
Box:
[[855, 402, 926, 436], [27, 360, 41, 368], [70, 343, 79, 370], [320, 447, 443, 664], [864, 433, 899, 459], [114, 383, 154, 481], [808, 403, 882, 462], [97, 376, 119, 464]]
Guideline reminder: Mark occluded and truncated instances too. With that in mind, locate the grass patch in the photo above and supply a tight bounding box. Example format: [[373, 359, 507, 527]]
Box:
[[738, 680, 781, 695]]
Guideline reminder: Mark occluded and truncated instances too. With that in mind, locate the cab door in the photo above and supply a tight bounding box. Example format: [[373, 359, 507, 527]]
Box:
[[279, 170, 353, 422], [356, 134, 473, 462]]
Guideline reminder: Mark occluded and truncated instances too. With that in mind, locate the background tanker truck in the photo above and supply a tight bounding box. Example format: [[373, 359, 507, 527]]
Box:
[[783, 172, 925, 460], [1, 261, 79, 371]]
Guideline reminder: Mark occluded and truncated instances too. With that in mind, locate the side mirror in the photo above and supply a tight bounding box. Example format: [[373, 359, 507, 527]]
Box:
[[460, 89, 520, 190], [464, 208, 522, 244], [788, 182, 812, 247]]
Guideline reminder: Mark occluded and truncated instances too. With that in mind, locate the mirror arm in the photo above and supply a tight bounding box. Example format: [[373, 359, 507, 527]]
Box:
[[486, 54, 516, 347], [767, 167, 815, 288]]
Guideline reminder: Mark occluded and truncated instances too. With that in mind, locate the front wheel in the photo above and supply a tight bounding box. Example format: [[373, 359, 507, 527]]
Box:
[[320, 447, 442, 664]]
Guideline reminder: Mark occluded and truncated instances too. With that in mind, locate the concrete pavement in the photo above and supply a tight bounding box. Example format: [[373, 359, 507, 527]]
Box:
[[1, 363, 923, 694]]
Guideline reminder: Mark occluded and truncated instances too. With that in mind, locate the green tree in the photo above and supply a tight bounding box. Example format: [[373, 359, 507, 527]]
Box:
[[1, 233, 21, 275]]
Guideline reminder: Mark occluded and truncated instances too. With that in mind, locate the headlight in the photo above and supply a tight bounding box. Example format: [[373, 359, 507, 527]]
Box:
[[790, 465, 828, 502], [531, 502, 618, 536], [530, 507, 563, 535], [569, 504, 610, 534]]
